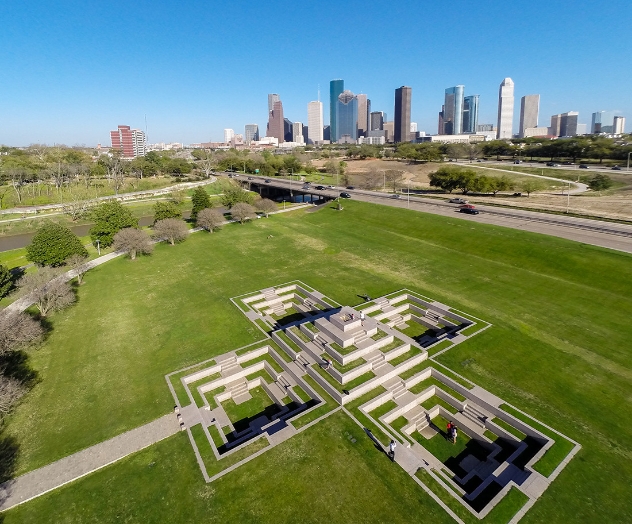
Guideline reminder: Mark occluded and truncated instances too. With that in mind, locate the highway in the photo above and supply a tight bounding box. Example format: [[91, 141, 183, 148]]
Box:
[[237, 175, 632, 254]]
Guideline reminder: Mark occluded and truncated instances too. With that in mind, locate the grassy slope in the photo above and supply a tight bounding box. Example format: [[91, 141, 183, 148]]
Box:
[[3, 200, 632, 522]]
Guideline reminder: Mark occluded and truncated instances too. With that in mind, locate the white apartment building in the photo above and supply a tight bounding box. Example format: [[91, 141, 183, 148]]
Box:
[[224, 128, 235, 144]]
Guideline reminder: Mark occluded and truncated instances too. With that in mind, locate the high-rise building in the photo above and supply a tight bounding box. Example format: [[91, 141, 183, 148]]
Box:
[[519, 95, 540, 138], [370, 111, 384, 131], [477, 124, 496, 132], [496, 78, 515, 139], [302, 126, 309, 144], [591, 111, 616, 134], [438, 106, 445, 135], [613, 116, 626, 134], [268, 94, 280, 113], [323, 125, 330, 141], [224, 128, 235, 144], [292, 122, 304, 143], [383, 121, 394, 143], [444, 85, 464, 134], [307, 101, 323, 144], [335, 90, 358, 142], [110, 125, 146, 158], [284, 118, 293, 143], [463, 95, 480, 134], [394, 86, 412, 143], [356, 94, 370, 137], [560, 112, 579, 137], [267, 99, 284, 143], [244, 124, 259, 144], [329, 80, 344, 143], [549, 114, 562, 137], [410, 122, 418, 133]]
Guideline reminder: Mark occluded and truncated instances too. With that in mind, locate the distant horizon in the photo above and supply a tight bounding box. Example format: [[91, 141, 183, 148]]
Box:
[[1, 1, 630, 146]]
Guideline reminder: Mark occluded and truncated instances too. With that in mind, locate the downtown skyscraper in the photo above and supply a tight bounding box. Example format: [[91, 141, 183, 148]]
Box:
[[463, 95, 479, 134], [329, 79, 344, 143], [394, 86, 412, 143], [307, 100, 323, 144], [335, 90, 358, 142], [266, 95, 284, 143], [497, 78, 515, 139], [356, 94, 371, 137], [519, 95, 540, 138], [443, 85, 464, 134]]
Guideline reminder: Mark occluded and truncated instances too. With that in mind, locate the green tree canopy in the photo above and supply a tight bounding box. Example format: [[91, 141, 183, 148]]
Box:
[[153, 201, 182, 223], [588, 174, 613, 192], [0, 264, 13, 299], [89, 201, 138, 247], [27, 223, 88, 266], [190, 187, 211, 219], [220, 186, 255, 209]]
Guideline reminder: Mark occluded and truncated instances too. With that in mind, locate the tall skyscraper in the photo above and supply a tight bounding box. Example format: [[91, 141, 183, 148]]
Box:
[[463, 95, 480, 134], [267, 99, 284, 143], [335, 90, 358, 142], [394, 86, 412, 143], [370, 111, 384, 131], [307, 101, 323, 144], [329, 79, 344, 143], [438, 106, 445, 135], [549, 114, 562, 137], [268, 94, 280, 113], [356, 94, 371, 137], [110, 125, 145, 158], [613, 116, 626, 134], [496, 78, 515, 139], [283, 118, 293, 143], [444, 85, 464, 134], [244, 124, 259, 144], [519, 95, 540, 138], [292, 122, 304, 143], [224, 128, 235, 144], [560, 112, 579, 137], [591, 111, 616, 134]]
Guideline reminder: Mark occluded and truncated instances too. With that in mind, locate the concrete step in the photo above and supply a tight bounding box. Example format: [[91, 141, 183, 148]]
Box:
[[461, 410, 485, 428]]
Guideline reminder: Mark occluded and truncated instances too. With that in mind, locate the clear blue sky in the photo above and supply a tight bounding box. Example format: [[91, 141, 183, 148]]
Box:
[[1, 0, 630, 146]]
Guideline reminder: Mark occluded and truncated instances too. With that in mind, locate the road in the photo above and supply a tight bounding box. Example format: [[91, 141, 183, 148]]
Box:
[[242, 176, 632, 254]]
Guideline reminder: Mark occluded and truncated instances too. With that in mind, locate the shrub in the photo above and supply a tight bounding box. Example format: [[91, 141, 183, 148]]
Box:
[[153, 218, 188, 245], [191, 187, 212, 219], [153, 201, 182, 224], [0, 264, 12, 299], [90, 201, 138, 247], [26, 223, 88, 267]]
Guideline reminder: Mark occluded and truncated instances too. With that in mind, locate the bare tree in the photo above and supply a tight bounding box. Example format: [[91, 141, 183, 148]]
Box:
[[196, 208, 224, 232], [254, 198, 277, 218], [0, 312, 44, 356], [153, 219, 188, 245], [66, 253, 89, 284], [230, 202, 257, 224], [0, 376, 27, 415], [199, 156, 215, 178], [113, 228, 154, 259], [17, 267, 75, 316], [8, 168, 28, 204]]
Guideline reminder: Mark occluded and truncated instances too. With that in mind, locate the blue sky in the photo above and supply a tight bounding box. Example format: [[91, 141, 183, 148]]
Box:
[[1, 0, 630, 146]]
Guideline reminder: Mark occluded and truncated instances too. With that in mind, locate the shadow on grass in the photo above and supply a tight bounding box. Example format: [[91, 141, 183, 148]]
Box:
[[0, 351, 38, 387], [363, 427, 386, 454], [275, 312, 306, 326]]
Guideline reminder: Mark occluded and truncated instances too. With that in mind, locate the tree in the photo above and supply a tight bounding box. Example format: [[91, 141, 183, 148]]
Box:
[[0, 264, 12, 299], [254, 198, 277, 218], [0, 312, 44, 356], [17, 267, 75, 316], [588, 174, 613, 192], [520, 179, 545, 196], [153, 218, 188, 245], [196, 208, 224, 232], [26, 223, 88, 267], [0, 376, 27, 415], [489, 175, 514, 195], [153, 201, 182, 224], [90, 201, 138, 247], [429, 166, 461, 193], [191, 187, 211, 220], [66, 253, 89, 284], [113, 228, 154, 259], [220, 186, 255, 208], [230, 202, 257, 224]]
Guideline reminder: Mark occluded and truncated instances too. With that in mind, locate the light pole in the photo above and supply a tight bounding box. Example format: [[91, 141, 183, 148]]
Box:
[[628, 151, 631, 172], [566, 180, 571, 214], [407, 179, 411, 208], [383, 171, 386, 192], [96, 239, 100, 256]]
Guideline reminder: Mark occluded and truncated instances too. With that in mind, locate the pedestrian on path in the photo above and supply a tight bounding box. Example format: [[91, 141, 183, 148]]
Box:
[[388, 440, 397, 461], [452, 426, 458, 444], [360, 311, 365, 325], [447, 421, 454, 441]]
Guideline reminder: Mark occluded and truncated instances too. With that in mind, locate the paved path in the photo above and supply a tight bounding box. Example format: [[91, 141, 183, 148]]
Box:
[[0, 413, 180, 512]]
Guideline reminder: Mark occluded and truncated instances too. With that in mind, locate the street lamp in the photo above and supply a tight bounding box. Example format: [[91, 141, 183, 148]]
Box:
[[407, 179, 411, 208], [566, 180, 571, 214], [96, 239, 100, 256]]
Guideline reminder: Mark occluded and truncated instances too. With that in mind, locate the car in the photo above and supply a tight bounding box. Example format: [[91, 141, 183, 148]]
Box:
[[302, 184, 311, 189], [513, 160, 521, 164], [512, 192, 522, 197], [476, 159, 483, 162], [391, 194, 401, 199], [459, 207, 479, 215], [562, 161, 574, 165], [315, 185, 325, 190], [232, 174, 239, 177], [247, 177, 253, 180], [327, 185, 335, 189], [346, 186, 355, 190], [612, 166, 622, 170], [264, 179, 271, 183], [449, 197, 468, 204], [579, 164, 589, 169], [340, 192, 351, 199], [546, 162, 560, 167], [459, 204, 476, 209]]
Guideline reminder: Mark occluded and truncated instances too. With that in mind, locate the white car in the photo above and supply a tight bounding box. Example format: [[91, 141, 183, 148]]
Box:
[[449, 197, 468, 204], [327, 185, 335, 189]]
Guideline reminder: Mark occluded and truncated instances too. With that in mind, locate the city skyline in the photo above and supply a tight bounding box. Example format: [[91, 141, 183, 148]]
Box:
[[0, 1, 630, 146]]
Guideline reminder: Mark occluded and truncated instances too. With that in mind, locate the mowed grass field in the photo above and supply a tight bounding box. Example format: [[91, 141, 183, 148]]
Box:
[[3, 200, 632, 522]]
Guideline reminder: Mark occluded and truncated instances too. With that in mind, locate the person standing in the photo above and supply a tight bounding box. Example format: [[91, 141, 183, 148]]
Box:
[[388, 440, 397, 461], [447, 421, 453, 441], [360, 311, 365, 325], [452, 426, 458, 444]]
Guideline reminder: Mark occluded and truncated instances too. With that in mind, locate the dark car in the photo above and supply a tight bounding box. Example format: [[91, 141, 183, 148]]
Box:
[[562, 161, 574, 165], [546, 162, 560, 167], [513, 160, 521, 164], [248, 177, 253, 180], [346, 186, 355, 190], [264, 179, 271, 183], [340, 192, 351, 199], [579, 164, 589, 169], [612, 166, 622, 170], [459, 207, 479, 215], [315, 185, 325, 190], [391, 194, 401, 199]]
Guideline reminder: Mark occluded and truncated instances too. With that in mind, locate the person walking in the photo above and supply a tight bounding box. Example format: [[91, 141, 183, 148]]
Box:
[[360, 311, 365, 325], [388, 440, 397, 461], [452, 426, 458, 444], [447, 421, 453, 441]]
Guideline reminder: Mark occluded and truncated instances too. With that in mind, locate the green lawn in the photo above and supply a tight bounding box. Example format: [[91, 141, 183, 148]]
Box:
[[2, 199, 632, 522], [221, 386, 281, 432]]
